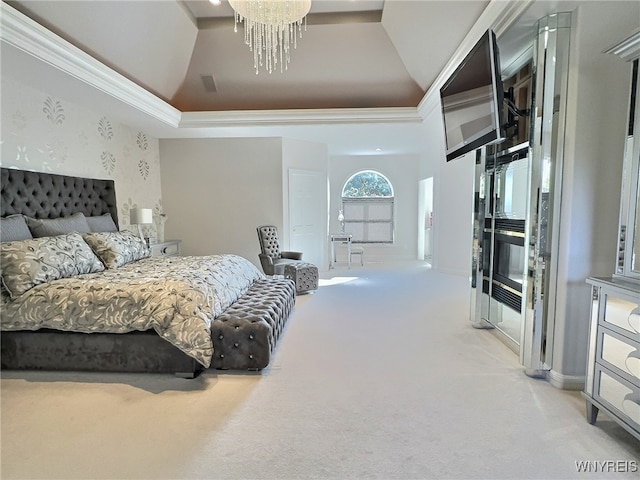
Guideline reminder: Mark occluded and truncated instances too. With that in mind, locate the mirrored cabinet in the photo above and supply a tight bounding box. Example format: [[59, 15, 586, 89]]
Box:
[[583, 32, 640, 441]]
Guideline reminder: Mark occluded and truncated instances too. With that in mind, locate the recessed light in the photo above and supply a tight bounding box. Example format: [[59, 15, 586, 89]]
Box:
[[209, 0, 221, 6], [375, 148, 382, 152]]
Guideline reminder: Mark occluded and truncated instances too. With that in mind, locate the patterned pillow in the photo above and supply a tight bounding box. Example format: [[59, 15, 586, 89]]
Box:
[[0, 233, 105, 299], [26, 212, 91, 237], [83, 230, 150, 268], [1, 214, 33, 242], [86, 213, 118, 233]]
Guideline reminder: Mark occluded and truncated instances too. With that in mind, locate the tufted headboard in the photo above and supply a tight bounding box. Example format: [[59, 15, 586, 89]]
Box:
[[0, 168, 118, 227]]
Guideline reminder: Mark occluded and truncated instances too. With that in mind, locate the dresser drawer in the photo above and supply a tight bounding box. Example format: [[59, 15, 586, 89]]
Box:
[[594, 366, 640, 431], [598, 329, 640, 383], [601, 292, 640, 337]]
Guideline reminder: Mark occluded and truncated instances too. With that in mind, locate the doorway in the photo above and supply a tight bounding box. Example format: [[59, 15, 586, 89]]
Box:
[[418, 177, 434, 263]]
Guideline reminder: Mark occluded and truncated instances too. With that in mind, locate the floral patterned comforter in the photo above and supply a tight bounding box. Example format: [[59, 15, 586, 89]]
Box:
[[0, 254, 264, 367]]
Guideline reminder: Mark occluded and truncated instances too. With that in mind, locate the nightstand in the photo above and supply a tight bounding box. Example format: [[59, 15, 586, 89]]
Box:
[[149, 240, 181, 257]]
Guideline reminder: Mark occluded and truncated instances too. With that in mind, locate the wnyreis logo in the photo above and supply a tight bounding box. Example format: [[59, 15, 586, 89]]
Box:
[[575, 460, 638, 473]]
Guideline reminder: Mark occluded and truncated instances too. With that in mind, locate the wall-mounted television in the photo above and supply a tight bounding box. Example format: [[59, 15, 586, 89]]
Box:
[[440, 29, 506, 162]]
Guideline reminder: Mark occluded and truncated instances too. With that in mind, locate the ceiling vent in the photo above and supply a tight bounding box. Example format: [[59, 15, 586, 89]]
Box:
[[200, 74, 218, 93]]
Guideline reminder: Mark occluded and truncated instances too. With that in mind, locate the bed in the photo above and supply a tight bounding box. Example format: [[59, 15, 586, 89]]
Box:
[[0, 168, 295, 377]]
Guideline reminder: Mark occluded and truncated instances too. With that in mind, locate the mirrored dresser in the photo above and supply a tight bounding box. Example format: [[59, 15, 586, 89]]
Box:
[[583, 31, 640, 441], [584, 277, 639, 440]]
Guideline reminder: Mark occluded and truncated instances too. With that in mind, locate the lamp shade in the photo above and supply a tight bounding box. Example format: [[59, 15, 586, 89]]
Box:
[[130, 208, 153, 225]]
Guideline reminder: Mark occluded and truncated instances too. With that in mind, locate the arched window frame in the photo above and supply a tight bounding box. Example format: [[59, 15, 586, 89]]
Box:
[[341, 170, 395, 244]]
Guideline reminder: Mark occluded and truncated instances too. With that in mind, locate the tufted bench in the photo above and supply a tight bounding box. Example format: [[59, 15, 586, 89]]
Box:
[[209, 277, 296, 370], [284, 262, 319, 294]]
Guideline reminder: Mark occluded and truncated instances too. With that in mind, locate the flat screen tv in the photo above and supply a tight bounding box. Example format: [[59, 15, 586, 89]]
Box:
[[440, 29, 506, 162]]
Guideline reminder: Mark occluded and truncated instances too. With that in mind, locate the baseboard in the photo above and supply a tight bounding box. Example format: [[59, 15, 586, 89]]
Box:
[[548, 369, 585, 390]]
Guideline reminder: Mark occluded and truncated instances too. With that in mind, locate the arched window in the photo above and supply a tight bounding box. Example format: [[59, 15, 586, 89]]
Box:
[[341, 170, 394, 243]]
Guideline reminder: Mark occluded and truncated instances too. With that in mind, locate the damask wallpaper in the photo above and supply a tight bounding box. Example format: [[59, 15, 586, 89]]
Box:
[[0, 76, 164, 238]]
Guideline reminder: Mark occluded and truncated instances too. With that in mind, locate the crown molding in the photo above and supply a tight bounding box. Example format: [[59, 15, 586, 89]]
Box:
[[197, 10, 382, 29], [3, 1, 530, 134], [180, 107, 422, 128], [417, 0, 535, 120], [604, 28, 640, 62], [0, 1, 182, 128], [2, 2, 421, 132]]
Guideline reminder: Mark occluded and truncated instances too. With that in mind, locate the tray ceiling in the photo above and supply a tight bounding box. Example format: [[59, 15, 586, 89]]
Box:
[[6, 0, 489, 111]]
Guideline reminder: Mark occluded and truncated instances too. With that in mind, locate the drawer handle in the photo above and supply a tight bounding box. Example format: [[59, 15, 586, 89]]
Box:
[[626, 349, 640, 374], [624, 392, 640, 405], [629, 307, 640, 333]]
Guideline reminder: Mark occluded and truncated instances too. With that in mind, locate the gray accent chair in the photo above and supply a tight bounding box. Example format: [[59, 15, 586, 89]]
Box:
[[257, 225, 303, 276]]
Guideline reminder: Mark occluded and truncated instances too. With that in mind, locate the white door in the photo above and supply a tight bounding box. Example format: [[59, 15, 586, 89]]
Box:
[[289, 169, 325, 267]]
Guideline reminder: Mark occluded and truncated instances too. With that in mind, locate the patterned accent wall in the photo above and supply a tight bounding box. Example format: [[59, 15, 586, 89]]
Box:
[[0, 77, 164, 238]]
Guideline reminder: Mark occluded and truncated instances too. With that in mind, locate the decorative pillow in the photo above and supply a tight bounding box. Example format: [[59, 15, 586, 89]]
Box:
[[83, 230, 150, 268], [86, 213, 118, 233], [0, 233, 105, 299], [26, 212, 91, 237], [1, 214, 33, 242]]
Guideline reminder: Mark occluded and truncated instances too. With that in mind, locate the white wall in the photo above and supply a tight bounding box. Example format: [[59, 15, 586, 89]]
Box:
[[159, 137, 283, 267], [419, 97, 474, 276], [0, 76, 163, 235], [433, 151, 475, 276], [329, 153, 420, 263], [549, 1, 640, 383]]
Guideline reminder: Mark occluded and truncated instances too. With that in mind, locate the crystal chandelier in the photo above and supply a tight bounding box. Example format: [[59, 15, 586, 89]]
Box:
[[228, 0, 312, 74]]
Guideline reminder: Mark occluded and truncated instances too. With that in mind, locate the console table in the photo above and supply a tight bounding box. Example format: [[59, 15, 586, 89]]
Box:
[[329, 233, 352, 269]]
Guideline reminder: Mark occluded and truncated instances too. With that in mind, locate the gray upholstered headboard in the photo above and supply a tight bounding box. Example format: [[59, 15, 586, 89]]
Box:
[[0, 168, 118, 227]]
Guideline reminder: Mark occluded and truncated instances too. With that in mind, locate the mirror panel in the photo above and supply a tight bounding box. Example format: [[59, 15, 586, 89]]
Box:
[[614, 54, 640, 280]]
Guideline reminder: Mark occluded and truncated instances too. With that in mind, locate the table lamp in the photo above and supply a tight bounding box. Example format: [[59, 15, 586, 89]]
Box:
[[130, 207, 153, 245]]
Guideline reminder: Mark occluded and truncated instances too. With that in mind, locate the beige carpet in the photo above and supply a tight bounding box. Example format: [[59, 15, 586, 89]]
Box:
[[1, 262, 639, 479]]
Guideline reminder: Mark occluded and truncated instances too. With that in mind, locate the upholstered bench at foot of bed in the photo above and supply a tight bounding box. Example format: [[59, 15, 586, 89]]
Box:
[[210, 277, 296, 370]]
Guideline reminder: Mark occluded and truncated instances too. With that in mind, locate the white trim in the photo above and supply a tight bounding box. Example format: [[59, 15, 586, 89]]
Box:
[[548, 369, 585, 390], [179, 107, 422, 128], [0, 2, 181, 128], [604, 28, 640, 62], [1, 0, 537, 131], [0, 2, 422, 131], [417, 0, 534, 121]]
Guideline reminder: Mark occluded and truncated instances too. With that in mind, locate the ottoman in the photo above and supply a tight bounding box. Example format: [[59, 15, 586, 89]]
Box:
[[284, 262, 319, 294]]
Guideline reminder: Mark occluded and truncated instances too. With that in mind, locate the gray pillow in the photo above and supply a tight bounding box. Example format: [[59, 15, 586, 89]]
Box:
[[86, 213, 118, 233], [27, 212, 91, 237], [0, 233, 105, 299], [1, 214, 33, 242], [83, 230, 150, 268]]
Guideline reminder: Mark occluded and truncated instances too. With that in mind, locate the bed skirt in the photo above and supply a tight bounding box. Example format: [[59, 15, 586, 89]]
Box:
[[1, 329, 202, 378]]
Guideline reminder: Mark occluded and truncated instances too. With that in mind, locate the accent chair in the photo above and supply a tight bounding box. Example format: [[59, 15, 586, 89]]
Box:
[[256, 225, 304, 276]]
